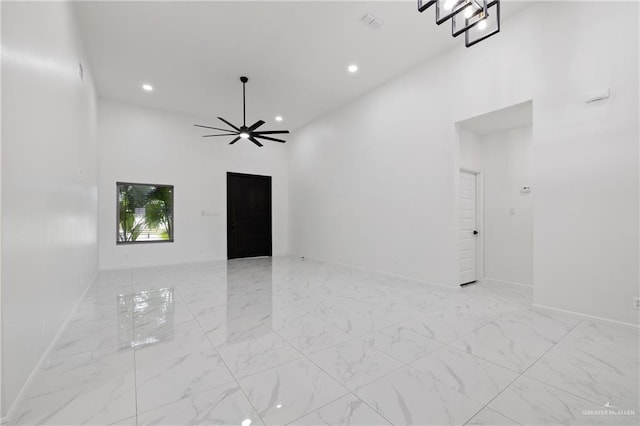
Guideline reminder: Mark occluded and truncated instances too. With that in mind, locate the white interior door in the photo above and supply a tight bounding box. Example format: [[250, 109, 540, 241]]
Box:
[[459, 170, 478, 285]]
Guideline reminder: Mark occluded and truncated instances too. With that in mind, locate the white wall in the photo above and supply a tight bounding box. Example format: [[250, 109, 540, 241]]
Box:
[[97, 99, 289, 270], [289, 1, 639, 325], [460, 126, 533, 286], [1, 1, 99, 416], [459, 127, 483, 173], [532, 2, 638, 326]]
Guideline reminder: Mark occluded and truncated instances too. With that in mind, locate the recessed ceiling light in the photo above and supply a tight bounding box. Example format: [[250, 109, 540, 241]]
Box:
[[348, 64, 358, 73], [275, 116, 283, 122], [142, 83, 153, 92]]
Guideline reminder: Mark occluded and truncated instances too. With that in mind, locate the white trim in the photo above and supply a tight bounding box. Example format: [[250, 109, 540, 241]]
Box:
[[100, 254, 228, 271], [300, 255, 456, 291], [533, 303, 640, 329], [1, 271, 98, 423], [476, 171, 484, 281], [459, 167, 480, 175], [458, 168, 483, 285], [481, 278, 533, 288]]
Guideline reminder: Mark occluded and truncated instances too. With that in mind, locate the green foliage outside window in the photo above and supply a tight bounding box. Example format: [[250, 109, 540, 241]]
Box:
[[117, 183, 174, 243]]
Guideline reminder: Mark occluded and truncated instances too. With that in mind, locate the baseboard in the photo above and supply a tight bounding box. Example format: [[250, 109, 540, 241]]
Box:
[[2, 270, 98, 423], [533, 303, 640, 329], [299, 255, 455, 291], [481, 278, 533, 288], [99, 254, 228, 271]]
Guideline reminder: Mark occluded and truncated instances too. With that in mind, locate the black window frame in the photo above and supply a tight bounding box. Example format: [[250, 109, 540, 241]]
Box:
[[116, 181, 175, 245]]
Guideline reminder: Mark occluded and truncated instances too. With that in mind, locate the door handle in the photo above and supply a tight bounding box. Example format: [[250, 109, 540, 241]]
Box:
[[473, 230, 479, 235]]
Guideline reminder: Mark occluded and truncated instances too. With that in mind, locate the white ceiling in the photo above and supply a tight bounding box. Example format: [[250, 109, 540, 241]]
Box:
[[74, 1, 532, 131], [458, 100, 533, 135]]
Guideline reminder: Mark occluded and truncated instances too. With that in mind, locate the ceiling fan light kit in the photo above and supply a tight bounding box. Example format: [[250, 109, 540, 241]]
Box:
[[195, 76, 290, 147], [418, 0, 501, 47]]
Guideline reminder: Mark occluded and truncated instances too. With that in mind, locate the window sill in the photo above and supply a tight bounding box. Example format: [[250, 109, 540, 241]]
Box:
[[116, 240, 174, 245]]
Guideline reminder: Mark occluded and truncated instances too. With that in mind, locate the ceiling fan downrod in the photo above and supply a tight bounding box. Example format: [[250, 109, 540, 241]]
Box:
[[194, 75, 290, 147]]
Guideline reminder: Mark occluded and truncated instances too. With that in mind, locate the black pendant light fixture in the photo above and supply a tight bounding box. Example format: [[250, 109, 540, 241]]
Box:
[[418, 0, 500, 48], [194, 76, 289, 147]]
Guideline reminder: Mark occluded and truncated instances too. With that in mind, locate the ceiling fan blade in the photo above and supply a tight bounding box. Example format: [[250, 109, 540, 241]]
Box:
[[217, 117, 241, 132], [194, 124, 235, 132], [255, 134, 287, 143], [253, 130, 290, 135], [249, 136, 264, 147], [229, 136, 241, 145], [202, 133, 239, 137], [248, 120, 266, 131]]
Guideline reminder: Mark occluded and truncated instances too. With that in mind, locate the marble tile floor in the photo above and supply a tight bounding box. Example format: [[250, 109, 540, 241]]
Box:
[[9, 257, 639, 426]]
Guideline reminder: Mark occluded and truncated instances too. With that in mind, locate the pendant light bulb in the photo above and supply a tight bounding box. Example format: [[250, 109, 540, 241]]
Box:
[[464, 6, 474, 18]]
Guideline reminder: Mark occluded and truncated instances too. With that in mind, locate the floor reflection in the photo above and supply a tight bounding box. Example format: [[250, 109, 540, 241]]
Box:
[[119, 288, 175, 348], [118, 259, 275, 349], [19, 257, 635, 426], [225, 257, 273, 343]]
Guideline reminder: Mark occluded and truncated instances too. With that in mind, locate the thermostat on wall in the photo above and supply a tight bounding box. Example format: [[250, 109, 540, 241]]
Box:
[[521, 186, 532, 193]]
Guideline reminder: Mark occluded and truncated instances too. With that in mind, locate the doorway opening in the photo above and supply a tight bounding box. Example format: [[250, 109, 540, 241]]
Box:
[[227, 172, 272, 259], [459, 169, 481, 285], [456, 100, 533, 288]]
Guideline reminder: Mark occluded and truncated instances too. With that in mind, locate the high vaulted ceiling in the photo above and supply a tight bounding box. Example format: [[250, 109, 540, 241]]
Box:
[[74, 1, 531, 131]]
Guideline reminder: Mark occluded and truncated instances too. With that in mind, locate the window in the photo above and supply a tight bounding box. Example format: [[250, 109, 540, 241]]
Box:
[[117, 182, 174, 244]]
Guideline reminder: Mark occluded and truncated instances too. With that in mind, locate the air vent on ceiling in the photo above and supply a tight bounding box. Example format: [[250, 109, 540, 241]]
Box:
[[360, 13, 383, 29]]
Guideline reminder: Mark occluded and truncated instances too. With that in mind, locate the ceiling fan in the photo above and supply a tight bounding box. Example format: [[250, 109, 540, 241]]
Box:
[[194, 76, 289, 147]]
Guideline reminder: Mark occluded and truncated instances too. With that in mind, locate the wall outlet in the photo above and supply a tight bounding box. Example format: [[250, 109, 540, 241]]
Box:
[[634, 297, 640, 310]]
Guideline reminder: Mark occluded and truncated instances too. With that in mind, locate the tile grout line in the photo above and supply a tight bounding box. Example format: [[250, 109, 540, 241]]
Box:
[[83, 259, 621, 426], [519, 320, 582, 377], [400, 313, 524, 377], [284, 390, 395, 426], [460, 318, 584, 425], [262, 289, 424, 420], [266, 302, 507, 424], [185, 286, 269, 426], [268, 325, 399, 426], [514, 321, 633, 409], [423, 304, 587, 375], [265, 292, 528, 425], [281, 393, 357, 425], [126, 270, 140, 426], [132, 283, 238, 419], [369, 305, 581, 424], [320, 324, 504, 424]]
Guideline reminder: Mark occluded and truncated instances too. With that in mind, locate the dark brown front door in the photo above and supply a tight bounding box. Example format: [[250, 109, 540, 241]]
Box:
[[227, 172, 272, 259]]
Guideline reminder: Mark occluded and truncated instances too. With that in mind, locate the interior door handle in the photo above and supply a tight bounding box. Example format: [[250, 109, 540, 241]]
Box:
[[473, 230, 479, 235]]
